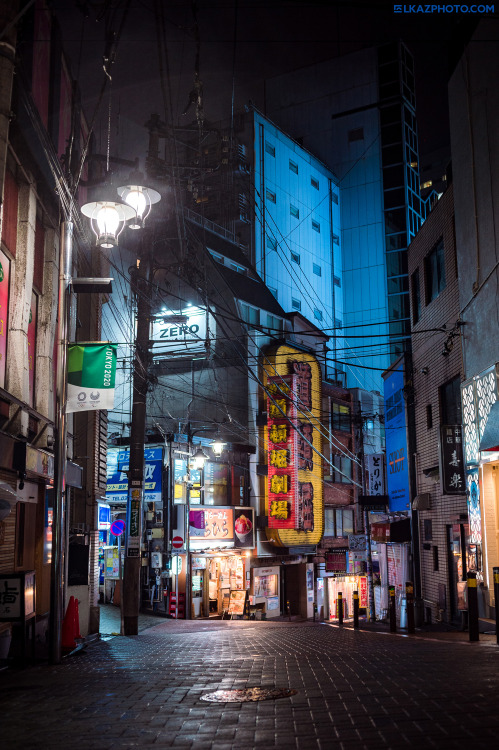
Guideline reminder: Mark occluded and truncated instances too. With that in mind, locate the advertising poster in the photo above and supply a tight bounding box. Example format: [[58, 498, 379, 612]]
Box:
[[106, 447, 163, 505], [383, 362, 411, 511]]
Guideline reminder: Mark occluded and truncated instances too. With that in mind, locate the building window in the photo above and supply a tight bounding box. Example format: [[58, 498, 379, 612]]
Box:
[[332, 455, 353, 483], [266, 313, 282, 331], [311, 176, 319, 190], [239, 303, 260, 326], [332, 402, 350, 432], [291, 297, 301, 311], [334, 317, 342, 329], [289, 160, 298, 174], [290, 204, 299, 218], [265, 141, 275, 156], [314, 309, 323, 321], [312, 263, 322, 277], [440, 376, 462, 424], [291, 251, 300, 265], [332, 233, 340, 245], [332, 191, 339, 204], [433, 546, 439, 572], [424, 519, 432, 541], [230, 263, 246, 275], [426, 404, 433, 430], [348, 127, 364, 142], [333, 275, 341, 287], [337, 508, 354, 535], [266, 236, 277, 251], [425, 237, 446, 303], [208, 250, 224, 265], [312, 220, 320, 233], [324, 507, 335, 536], [411, 268, 421, 324], [265, 188, 276, 203]]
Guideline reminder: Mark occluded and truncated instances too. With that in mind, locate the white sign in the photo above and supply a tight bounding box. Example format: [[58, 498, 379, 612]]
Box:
[[150, 306, 216, 358], [366, 453, 385, 496]]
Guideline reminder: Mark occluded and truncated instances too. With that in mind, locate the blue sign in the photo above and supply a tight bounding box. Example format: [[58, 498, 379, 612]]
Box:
[[106, 447, 163, 505], [383, 363, 410, 511], [98, 503, 111, 530]]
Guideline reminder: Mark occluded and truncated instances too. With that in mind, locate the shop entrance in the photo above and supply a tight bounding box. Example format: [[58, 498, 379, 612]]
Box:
[[192, 554, 245, 617], [447, 523, 467, 624]]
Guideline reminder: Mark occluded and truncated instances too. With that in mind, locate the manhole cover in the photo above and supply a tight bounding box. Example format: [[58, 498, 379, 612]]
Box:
[[201, 687, 297, 703]]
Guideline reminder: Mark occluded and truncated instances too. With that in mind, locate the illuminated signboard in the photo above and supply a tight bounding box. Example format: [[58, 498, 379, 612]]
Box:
[[267, 373, 299, 529], [263, 345, 323, 547], [150, 306, 216, 359], [188, 506, 255, 549], [383, 362, 410, 511]]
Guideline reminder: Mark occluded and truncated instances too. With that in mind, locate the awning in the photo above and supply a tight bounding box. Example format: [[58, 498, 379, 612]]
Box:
[[479, 401, 499, 451]]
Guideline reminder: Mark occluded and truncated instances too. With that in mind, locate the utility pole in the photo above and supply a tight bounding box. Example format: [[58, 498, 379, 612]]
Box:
[[357, 400, 375, 622], [123, 245, 152, 635]]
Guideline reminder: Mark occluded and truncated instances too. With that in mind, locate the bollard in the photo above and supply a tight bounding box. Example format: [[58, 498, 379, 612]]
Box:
[[493, 567, 499, 646], [406, 581, 415, 634], [338, 592, 343, 625], [467, 571, 479, 642], [313, 602, 317, 622], [287, 599, 291, 622], [389, 585, 396, 633], [353, 590, 359, 629]]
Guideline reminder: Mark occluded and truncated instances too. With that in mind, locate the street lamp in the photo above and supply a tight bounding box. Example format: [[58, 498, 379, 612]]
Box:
[[80, 175, 161, 636], [117, 183, 161, 230], [191, 445, 209, 470], [81, 198, 136, 248], [211, 438, 225, 457]]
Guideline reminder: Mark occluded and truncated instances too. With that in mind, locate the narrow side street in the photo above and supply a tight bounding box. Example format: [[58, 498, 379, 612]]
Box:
[[2, 620, 499, 749]]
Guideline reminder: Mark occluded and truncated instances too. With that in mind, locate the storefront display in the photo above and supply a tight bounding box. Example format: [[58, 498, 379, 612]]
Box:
[[327, 575, 368, 620], [250, 565, 280, 618]]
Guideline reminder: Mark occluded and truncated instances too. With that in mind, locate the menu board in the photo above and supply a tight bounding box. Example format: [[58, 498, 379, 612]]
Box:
[[228, 589, 247, 615]]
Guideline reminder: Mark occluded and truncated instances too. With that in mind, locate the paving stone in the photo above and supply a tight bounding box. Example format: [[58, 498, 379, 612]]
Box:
[[1, 619, 499, 749]]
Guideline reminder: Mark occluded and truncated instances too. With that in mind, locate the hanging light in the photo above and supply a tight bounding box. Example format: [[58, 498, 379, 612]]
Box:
[[81, 199, 136, 248], [191, 446, 209, 470], [117, 184, 161, 230], [211, 438, 225, 456]]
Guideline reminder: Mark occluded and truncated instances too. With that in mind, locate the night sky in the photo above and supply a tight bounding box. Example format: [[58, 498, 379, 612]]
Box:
[[49, 1, 483, 168]]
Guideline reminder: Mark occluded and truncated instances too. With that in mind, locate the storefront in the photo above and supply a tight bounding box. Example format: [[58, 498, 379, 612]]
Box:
[[186, 505, 255, 618], [249, 565, 280, 618], [327, 574, 368, 620]]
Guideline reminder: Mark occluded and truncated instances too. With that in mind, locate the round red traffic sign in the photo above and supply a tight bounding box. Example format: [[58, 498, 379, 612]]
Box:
[[172, 536, 184, 549]]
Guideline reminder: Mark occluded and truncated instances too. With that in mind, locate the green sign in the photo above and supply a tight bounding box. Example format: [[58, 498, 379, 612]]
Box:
[[67, 343, 117, 413]]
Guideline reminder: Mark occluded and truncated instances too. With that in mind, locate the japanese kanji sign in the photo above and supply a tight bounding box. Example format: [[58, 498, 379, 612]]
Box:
[[267, 374, 299, 529], [365, 453, 385, 496], [263, 345, 323, 547], [440, 425, 466, 495]]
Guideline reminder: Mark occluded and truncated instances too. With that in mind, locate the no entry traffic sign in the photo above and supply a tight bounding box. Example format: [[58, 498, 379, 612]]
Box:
[[172, 536, 184, 549]]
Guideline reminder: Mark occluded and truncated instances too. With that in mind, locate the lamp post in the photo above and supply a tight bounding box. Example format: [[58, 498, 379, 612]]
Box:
[[81, 178, 160, 636], [49, 220, 73, 665]]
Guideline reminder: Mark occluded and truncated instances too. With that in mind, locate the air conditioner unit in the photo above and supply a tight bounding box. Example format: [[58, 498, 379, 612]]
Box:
[[412, 493, 431, 510]]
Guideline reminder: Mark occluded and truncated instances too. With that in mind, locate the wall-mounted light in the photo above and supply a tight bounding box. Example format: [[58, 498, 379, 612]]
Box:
[[211, 438, 225, 456], [117, 184, 161, 230]]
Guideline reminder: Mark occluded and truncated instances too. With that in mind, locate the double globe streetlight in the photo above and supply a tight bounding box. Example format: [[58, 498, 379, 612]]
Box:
[[81, 182, 161, 248]]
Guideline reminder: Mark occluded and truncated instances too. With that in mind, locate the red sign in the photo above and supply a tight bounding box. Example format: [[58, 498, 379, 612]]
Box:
[[0, 248, 10, 388], [267, 374, 299, 529], [172, 536, 184, 549], [359, 576, 368, 608]]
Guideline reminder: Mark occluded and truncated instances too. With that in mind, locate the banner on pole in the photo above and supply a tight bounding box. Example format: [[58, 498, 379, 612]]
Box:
[[67, 343, 117, 413]]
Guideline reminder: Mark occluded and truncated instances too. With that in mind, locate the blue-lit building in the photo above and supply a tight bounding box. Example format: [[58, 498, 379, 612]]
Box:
[[177, 108, 344, 382], [266, 41, 425, 389]]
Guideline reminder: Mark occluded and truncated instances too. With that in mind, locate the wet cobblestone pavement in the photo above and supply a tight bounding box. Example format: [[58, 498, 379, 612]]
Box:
[[2, 619, 499, 749]]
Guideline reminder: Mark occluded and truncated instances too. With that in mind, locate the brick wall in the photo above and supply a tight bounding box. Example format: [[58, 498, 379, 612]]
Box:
[[408, 184, 468, 622]]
